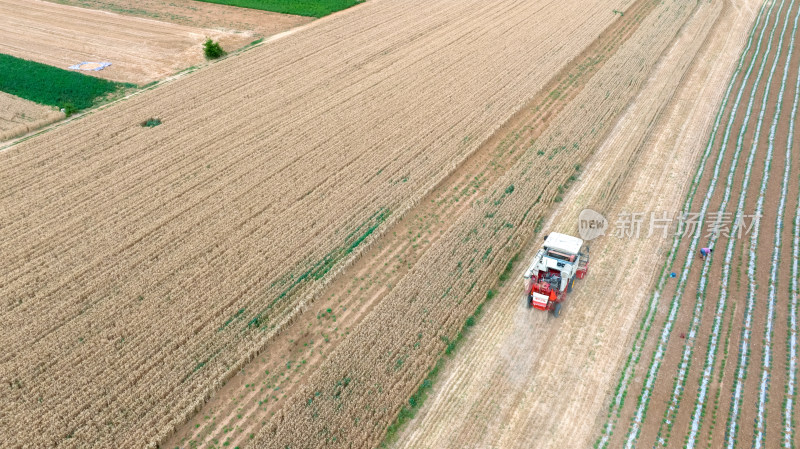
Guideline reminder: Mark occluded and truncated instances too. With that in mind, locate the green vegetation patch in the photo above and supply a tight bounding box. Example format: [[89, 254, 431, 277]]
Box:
[[245, 208, 391, 330], [0, 54, 130, 113], [141, 118, 162, 128], [192, 0, 364, 17]]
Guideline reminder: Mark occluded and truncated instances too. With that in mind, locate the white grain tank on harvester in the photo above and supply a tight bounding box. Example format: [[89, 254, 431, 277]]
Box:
[[523, 232, 589, 317]]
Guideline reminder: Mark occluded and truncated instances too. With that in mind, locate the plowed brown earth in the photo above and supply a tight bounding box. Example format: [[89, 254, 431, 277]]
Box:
[[0, 0, 631, 447], [46, 0, 312, 42], [0, 92, 63, 142], [0, 0, 253, 84]]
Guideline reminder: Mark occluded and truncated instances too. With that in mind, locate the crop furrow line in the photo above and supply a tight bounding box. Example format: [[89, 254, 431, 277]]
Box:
[[594, 2, 773, 446], [724, 1, 798, 446], [781, 14, 800, 448], [753, 6, 800, 447], [680, 2, 799, 447], [621, 0, 784, 446]]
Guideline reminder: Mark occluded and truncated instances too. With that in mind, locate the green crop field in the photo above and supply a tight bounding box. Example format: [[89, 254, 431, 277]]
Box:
[[193, 0, 363, 17], [0, 54, 130, 112]]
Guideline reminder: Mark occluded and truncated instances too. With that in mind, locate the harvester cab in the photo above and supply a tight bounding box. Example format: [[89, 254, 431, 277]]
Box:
[[523, 232, 589, 317]]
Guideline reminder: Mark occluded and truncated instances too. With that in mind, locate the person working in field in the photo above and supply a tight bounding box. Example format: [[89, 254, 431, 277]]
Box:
[[699, 247, 712, 261]]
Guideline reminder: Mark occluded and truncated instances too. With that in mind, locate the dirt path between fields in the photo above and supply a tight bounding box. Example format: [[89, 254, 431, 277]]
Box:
[[391, 1, 761, 447]]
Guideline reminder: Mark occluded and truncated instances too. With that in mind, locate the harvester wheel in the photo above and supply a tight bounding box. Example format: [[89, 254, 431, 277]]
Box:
[[553, 302, 562, 318], [527, 295, 533, 308], [567, 278, 574, 293]]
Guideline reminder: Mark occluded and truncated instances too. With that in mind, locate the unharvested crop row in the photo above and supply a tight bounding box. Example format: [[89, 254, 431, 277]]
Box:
[[0, 0, 624, 446], [252, 1, 699, 447]]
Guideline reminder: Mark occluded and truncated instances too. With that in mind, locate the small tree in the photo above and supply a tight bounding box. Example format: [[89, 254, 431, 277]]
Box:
[[60, 102, 77, 117], [203, 38, 226, 60]]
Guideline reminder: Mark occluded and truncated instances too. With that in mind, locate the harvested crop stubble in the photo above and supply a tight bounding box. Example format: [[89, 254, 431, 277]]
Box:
[[254, 1, 698, 447], [164, 0, 662, 446], [0, 92, 64, 141], [392, 0, 741, 445], [0, 0, 627, 446]]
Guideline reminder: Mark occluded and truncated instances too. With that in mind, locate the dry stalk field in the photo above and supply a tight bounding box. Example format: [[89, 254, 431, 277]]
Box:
[[0, 92, 63, 141], [0, 0, 251, 84], [5, 0, 786, 446], [251, 0, 706, 447], [166, 0, 662, 445], [0, 0, 634, 446]]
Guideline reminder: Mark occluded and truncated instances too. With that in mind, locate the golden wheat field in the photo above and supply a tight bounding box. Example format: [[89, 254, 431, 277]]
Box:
[[0, 92, 63, 141], [3, 0, 795, 448], [1, 0, 628, 445]]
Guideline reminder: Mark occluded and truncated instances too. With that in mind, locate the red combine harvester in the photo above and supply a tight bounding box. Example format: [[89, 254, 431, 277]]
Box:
[[523, 232, 589, 317]]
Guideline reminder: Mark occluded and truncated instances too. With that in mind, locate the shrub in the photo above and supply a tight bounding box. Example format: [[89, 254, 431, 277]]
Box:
[[141, 118, 162, 128], [60, 102, 77, 117], [203, 39, 227, 60]]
